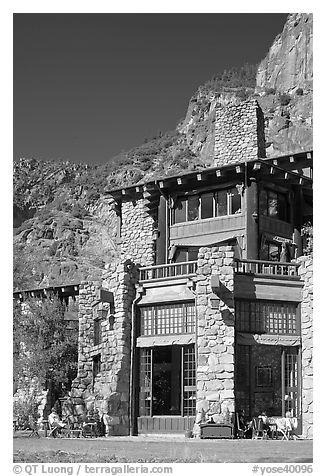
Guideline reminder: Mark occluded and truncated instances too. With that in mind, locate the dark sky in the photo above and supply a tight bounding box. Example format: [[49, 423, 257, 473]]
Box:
[[14, 13, 288, 165]]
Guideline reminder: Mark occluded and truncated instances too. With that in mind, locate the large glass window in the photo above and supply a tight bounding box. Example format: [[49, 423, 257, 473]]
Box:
[[187, 196, 199, 221], [174, 247, 199, 263], [172, 187, 242, 224], [201, 193, 214, 219], [140, 302, 195, 336], [174, 197, 187, 224], [216, 189, 228, 216], [259, 188, 289, 221], [261, 240, 282, 262], [235, 300, 299, 335], [139, 345, 196, 417]]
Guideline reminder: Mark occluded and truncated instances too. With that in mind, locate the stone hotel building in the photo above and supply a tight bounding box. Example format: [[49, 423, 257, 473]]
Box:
[[15, 99, 313, 438]]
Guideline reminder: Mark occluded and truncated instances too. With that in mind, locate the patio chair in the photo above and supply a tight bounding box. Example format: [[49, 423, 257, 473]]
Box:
[[235, 413, 245, 439], [251, 417, 268, 440], [27, 416, 40, 438]]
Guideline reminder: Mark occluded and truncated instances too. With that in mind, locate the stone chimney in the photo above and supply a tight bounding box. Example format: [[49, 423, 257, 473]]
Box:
[[214, 98, 265, 167]]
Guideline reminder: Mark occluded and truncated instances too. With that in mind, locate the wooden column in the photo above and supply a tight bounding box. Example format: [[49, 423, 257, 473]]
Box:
[[245, 177, 259, 260], [156, 195, 168, 265], [293, 186, 303, 257]]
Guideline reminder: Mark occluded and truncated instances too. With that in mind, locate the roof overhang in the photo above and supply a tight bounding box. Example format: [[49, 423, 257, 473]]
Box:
[[106, 151, 313, 203]]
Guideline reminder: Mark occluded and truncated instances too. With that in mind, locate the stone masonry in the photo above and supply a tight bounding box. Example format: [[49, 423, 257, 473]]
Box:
[[214, 98, 266, 166], [70, 263, 138, 435], [120, 199, 156, 266], [298, 255, 313, 438], [193, 246, 236, 437]]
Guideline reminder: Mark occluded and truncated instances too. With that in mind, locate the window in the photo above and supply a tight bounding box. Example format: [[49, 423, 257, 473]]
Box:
[[201, 193, 214, 219], [261, 240, 282, 262], [94, 318, 102, 346], [140, 302, 195, 336], [139, 345, 196, 417], [235, 300, 299, 335], [172, 187, 242, 224], [183, 345, 196, 416], [92, 354, 101, 381], [259, 188, 289, 221], [256, 366, 273, 387], [187, 196, 199, 221], [174, 197, 187, 224], [174, 247, 199, 263]]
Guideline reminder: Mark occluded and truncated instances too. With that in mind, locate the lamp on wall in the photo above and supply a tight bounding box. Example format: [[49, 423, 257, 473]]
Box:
[[152, 228, 159, 240]]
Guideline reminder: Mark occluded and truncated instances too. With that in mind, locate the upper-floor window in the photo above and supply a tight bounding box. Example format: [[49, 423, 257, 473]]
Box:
[[174, 247, 199, 263], [259, 188, 289, 222], [172, 187, 242, 225], [235, 300, 299, 335], [140, 302, 195, 336]]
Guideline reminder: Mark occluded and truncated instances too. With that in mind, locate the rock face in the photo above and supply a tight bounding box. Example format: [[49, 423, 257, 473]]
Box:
[[13, 13, 313, 289], [256, 13, 313, 93], [256, 13, 313, 157]]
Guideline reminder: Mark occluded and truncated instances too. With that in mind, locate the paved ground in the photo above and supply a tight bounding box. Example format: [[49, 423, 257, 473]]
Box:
[[13, 433, 313, 463]]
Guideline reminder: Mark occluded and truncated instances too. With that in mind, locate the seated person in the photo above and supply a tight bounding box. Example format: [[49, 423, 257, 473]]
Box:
[[258, 411, 271, 435], [82, 410, 97, 435], [48, 408, 66, 435]]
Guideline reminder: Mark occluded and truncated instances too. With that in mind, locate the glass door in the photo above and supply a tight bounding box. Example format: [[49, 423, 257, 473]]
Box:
[[282, 347, 301, 418], [138, 345, 196, 417]]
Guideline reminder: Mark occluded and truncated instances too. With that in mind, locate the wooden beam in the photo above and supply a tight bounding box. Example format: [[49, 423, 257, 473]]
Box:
[[270, 166, 275, 175], [284, 172, 289, 180]]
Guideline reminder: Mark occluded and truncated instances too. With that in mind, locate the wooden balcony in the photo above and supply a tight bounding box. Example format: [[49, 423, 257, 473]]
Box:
[[234, 259, 299, 278], [139, 261, 197, 282]]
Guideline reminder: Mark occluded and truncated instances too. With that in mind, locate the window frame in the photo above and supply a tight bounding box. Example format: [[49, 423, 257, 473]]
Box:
[[235, 299, 300, 335], [171, 186, 242, 225], [139, 301, 195, 336], [259, 187, 289, 222]]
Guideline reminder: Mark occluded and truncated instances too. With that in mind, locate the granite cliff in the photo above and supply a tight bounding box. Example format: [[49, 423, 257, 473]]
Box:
[[13, 13, 313, 290]]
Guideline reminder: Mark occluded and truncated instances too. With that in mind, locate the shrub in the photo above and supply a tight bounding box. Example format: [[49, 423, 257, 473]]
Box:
[[265, 87, 276, 95], [279, 93, 291, 106]]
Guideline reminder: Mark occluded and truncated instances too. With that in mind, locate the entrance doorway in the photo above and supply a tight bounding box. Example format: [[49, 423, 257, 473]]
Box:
[[235, 344, 301, 419], [139, 345, 196, 417], [137, 344, 196, 433]]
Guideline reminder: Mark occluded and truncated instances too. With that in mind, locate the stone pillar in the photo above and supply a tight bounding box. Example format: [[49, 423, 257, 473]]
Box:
[[193, 246, 235, 437], [121, 199, 155, 266], [298, 256, 313, 438], [70, 264, 138, 435], [214, 98, 265, 167]]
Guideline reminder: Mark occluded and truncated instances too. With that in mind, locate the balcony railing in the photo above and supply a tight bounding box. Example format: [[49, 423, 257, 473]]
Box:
[[234, 259, 299, 277], [139, 261, 197, 282]]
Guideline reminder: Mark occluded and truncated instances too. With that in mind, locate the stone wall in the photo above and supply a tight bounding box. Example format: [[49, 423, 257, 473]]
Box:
[[298, 255, 313, 438], [70, 266, 138, 435], [193, 246, 235, 437], [120, 199, 155, 266], [214, 98, 265, 166]]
